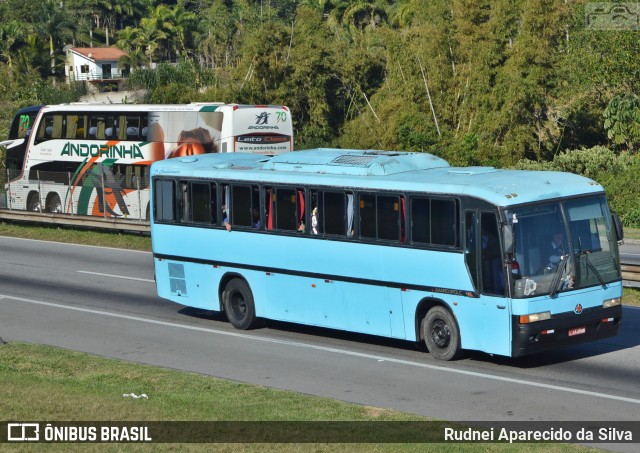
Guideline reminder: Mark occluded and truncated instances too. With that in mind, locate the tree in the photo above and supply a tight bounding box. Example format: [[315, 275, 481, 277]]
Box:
[[603, 93, 640, 153], [37, 1, 76, 80]]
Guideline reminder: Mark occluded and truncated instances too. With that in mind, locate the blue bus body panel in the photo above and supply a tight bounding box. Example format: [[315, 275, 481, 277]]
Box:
[[153, 223, 482, 342]]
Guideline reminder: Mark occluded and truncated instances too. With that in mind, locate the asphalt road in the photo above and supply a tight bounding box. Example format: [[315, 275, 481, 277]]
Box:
[[1, 236, 639, 450]]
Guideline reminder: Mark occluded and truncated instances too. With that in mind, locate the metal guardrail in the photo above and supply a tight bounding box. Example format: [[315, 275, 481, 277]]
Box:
[[0, 209, 149, 233], [622, 263, 640, 288]]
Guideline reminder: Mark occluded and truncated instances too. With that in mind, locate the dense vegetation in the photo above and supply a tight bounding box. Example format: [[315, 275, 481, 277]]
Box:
[[1, 0, 639, 226]]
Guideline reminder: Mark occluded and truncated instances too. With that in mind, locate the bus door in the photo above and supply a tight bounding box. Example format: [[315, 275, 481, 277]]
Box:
[[464, 210, 511, 355]]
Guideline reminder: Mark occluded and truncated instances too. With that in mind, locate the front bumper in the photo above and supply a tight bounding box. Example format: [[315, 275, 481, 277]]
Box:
[[512, 305, 622, 357]]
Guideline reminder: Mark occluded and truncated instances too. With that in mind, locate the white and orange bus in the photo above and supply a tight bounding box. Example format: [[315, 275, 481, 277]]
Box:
[[2, 103, 293, 219]]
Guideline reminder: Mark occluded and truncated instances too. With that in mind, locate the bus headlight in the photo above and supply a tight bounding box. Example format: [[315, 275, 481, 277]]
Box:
[[519, 311, 551, 324], [603, 297, 621, 308]]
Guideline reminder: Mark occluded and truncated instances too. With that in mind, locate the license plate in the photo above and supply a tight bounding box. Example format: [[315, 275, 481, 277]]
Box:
[[568, 326, 586, 336]]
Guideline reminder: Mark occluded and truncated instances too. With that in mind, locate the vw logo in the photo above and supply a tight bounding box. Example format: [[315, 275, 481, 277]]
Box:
[[574, 304, 583, 314]]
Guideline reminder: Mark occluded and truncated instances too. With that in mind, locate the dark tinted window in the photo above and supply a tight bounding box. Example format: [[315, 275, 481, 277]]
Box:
[[154, 179, 175, 222]]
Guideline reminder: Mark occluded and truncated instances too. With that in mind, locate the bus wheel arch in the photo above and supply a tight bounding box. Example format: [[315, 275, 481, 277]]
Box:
[[46, 192, 62, 213], [27, 191, 41, 212], [220, 274, 259, 330], [416, 299, 462, 361]]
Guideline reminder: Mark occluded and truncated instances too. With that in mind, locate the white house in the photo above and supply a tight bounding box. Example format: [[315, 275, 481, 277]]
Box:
[[65, 47, 129, 92]]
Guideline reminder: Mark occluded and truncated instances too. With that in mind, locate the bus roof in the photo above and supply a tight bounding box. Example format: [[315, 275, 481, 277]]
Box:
[[34, 103, 290, 113], [37, 103, 214, 113], [150, 149, 604, 207]]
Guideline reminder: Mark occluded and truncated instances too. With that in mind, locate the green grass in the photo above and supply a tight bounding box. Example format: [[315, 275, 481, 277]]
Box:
[[0, 221, 151, 251], [624, 227, 640, 241], [0, 342, 598, 452]]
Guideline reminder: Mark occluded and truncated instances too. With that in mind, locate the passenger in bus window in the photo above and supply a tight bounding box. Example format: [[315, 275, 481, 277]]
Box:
[[223, 204, 232, 231], [297, 190, 306, 233], [252, 207, 261, 229], [311, 206, 319, 235]]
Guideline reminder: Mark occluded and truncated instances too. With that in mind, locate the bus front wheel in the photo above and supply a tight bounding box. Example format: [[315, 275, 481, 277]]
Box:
[[27, 193, 41, 212], [222, 278, 258, 330], [423, 306, 461, 361]]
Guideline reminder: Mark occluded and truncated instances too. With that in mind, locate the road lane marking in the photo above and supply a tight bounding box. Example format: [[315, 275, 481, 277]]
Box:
[[2, 293, 640, 406], [0, 235, 151, 254], [76, 271, 154, 283]]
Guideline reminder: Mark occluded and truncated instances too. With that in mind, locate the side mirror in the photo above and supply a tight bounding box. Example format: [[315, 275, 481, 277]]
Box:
[[612, 212, 624, 244]]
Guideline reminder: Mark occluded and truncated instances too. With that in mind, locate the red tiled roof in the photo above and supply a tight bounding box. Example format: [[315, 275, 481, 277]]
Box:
[[71, 47, 128, 61]]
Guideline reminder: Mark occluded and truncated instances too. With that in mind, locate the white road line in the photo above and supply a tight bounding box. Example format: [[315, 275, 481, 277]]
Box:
[[0, 235, 151, 254], [2, 293, 640, 406], [76, 270, 154, 283]]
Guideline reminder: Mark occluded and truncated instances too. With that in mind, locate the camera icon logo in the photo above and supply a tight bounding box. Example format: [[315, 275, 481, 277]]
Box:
[[7, 423, 40, 442], [585, 2, 640, 30]]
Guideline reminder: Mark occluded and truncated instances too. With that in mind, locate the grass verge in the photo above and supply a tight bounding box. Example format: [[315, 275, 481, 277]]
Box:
[[0, 342, 596, 452], [0, 221, 151, 251]]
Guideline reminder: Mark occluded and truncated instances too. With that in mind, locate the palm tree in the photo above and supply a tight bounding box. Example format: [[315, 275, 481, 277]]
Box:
[[0, 20, 26, 69], [37, 0, 76, 80]]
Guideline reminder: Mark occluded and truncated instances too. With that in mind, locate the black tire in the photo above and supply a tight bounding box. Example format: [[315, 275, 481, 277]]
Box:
[[48, 194, 62, 213], [423, 306, 461, 361], [223, 278, 258, 330], [27, 193, 41, 212]]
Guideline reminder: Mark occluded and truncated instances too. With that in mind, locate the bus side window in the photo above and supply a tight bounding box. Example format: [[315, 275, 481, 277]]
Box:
[[231, 185, 253, 227], [411, 197, 430, 244], [51, 114, 63, 139], [359, 193, 376, 239], [65, 115, 78, 139], [324, 191, 346, 236], [378, 194, 401, 241], [465, 211, 480, 290], [275, 187, 297, 231], [191, 182, 210, 223], [36, 115, 52, 142], [154, 179, 175, 222], [481, 212, 505, 296], [432, 198, 458, 247]]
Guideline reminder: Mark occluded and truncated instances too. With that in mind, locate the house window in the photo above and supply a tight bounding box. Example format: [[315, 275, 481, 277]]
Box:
[[80, 65, 89, 74]]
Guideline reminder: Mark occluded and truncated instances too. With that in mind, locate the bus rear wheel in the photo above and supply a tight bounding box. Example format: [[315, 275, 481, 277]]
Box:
[[47, 194, 62, 213], [423, 306, 461, 361], [223, 278, 258, 330]]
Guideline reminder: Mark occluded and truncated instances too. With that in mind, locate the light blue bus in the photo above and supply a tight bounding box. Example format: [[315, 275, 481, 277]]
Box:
[[150, 149, 623, 360]]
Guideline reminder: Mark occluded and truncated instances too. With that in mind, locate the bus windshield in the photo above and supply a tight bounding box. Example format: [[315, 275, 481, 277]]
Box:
[[507, 195, 620, 298]]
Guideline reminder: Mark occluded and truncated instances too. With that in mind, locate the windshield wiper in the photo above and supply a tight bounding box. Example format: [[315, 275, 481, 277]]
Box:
[[578, 250, 606, 288], [549, 255, 568, 298]]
